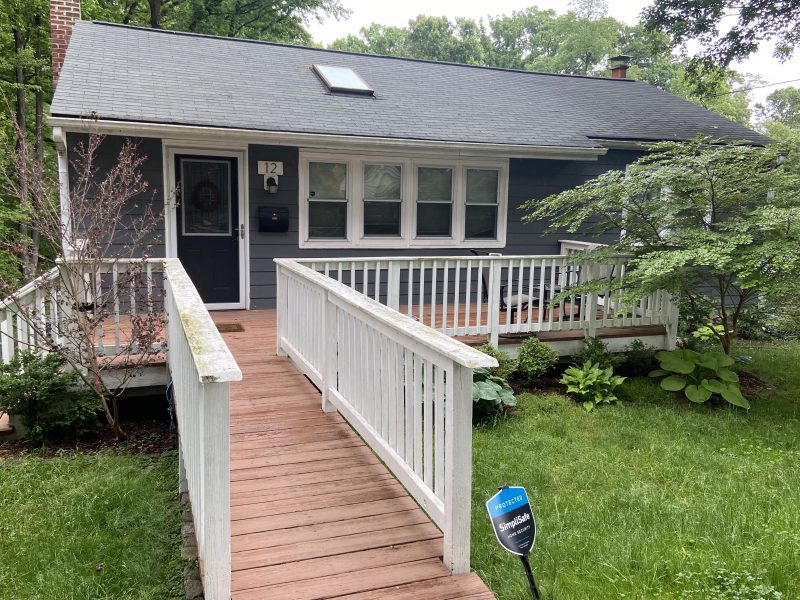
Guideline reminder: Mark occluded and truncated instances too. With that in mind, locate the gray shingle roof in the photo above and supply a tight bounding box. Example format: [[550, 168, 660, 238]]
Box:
[[51, 21, 770, 148]]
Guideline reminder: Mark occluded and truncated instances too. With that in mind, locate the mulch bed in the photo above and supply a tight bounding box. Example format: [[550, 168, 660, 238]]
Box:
[[0, 420, 177, 458], [738, 371, 772, 397], [510, 376, 563, 396]]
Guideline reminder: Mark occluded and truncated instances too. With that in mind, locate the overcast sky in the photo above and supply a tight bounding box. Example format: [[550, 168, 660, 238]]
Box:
[[307, 0, 800, 107]]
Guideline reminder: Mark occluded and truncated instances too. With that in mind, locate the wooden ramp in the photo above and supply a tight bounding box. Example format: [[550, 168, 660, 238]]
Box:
[[213, 310, 495, 600]]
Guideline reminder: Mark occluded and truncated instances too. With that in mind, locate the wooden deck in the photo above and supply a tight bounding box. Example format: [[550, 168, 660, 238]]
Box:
[[212, 310, 495, 600]]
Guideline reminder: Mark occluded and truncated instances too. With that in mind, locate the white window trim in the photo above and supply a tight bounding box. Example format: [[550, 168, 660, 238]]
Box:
[[299, 150, 508, 249]]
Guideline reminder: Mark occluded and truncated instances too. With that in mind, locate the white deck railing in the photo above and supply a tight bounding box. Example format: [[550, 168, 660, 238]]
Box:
[[0, 259, 166, 362], [275, 258, 497, 574], [295, 254, 678, 346], [0, 258, 240, 600], [164, 258, 241, 600]]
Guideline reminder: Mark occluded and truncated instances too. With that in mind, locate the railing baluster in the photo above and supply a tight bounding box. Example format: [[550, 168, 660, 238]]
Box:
[[434, 364, 445, 499], [407, 262, 414, 318], [430, 260, 437, 330], [423, 357, 433, 488], [453, 260, 461, 335], [113, 263, 121, 352], [442, 260, 450, 334], [413, 352, 424, 478], [419, 260, 426, 326], [548, 258, 557, 330]]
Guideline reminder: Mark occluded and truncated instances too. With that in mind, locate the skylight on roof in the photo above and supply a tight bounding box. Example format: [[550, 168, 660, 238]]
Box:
[[312, 64, 374, 95]]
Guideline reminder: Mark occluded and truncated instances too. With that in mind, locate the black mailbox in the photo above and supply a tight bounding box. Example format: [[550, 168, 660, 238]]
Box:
[[258, 207, 289, 233]]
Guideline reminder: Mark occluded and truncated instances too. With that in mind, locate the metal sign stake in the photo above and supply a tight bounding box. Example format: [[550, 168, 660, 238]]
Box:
[[520, 555, 541, 600]]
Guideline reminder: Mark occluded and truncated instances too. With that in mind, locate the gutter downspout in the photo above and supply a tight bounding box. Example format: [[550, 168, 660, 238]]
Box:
[[52, 126, 73, 258]]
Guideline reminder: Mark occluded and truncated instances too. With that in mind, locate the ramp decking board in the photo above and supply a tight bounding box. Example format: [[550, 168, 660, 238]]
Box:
[[214, 310, 496, 600]]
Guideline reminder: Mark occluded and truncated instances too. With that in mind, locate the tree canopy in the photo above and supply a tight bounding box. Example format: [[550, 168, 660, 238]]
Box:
[[330, 3, 754, 125], [642, 0, 800, 68], [757, 86, 800, 129], [521, 138, 800, 354], [81, 0, 347, 43]]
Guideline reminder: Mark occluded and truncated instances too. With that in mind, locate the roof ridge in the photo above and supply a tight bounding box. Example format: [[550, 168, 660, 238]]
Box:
[[84, 20, 637, 84]]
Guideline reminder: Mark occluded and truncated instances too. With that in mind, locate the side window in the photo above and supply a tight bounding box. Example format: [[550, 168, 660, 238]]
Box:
[[464, 168, 499, 239], [363, 163, 402, 237], [308, 161, 347, 239], [416, 166, 453, 237]]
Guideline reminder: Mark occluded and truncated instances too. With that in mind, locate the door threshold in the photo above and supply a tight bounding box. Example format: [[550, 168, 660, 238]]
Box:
[[205, 303, 246, 311]]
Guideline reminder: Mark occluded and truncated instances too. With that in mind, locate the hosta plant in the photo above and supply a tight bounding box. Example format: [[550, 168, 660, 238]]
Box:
[[472, 367, 516, 420], [649, 349, 749, 409], [692, 323, 726, 342], [561, 362, 626, 412]]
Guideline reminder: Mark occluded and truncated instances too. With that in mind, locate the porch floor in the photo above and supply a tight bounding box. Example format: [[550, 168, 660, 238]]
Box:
[[212, 310, 495, 600]]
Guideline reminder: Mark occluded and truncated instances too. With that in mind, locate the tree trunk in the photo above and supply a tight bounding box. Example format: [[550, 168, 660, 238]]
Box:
[[30, 15, 44, 276], [148, 0, 162, 28], [13, 27, 32, 279]]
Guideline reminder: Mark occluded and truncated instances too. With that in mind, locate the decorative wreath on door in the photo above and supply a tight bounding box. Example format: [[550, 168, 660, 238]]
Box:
[[190, 180, 222, 212]]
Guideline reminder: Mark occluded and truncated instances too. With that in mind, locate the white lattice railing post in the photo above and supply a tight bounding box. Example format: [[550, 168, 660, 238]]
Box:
[[322, 292, 337, 413], [387, 261, 402, 311], [585, 263, 599, 339], [200, 382, 231, 600], [276, 263, 288, 357], [666, 292, 679, 350], [443, 361, 474, 574], [488, 260, 501, 346]]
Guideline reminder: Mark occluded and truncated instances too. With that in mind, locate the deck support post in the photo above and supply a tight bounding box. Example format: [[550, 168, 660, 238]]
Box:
[[586, 263, 598, 339], [0, 312, 13, 363], [322, 293, 337, 413], [387, 262, 401, 312], [488, 261, 501, 347], [276, 264, 287, 357], [443, 363, 473, 574], [666, 292, 679, 350], [200, 382, 231, 600]]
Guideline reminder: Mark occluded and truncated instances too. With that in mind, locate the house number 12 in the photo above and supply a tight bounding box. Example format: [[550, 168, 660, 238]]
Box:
[[257, 161, 284, 176]]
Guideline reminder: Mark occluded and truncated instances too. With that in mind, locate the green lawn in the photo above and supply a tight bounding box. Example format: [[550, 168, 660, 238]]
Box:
[[472, 341, 800, 599], [0, 450, 183, 600]]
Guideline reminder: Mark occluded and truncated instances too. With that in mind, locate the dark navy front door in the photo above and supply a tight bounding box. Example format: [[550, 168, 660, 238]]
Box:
[[176, 155, 241, 305]]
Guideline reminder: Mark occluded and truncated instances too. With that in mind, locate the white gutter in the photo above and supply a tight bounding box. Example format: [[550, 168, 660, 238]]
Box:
[[47, 116, 608, 161]]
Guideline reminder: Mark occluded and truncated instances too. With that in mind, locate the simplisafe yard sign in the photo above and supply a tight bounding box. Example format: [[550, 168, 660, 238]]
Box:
[[486, 486, 541, 599]]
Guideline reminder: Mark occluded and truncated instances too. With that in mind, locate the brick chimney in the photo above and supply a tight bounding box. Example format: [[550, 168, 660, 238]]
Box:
[[609, 54, 631, 79], [50, 0, 81, 87]]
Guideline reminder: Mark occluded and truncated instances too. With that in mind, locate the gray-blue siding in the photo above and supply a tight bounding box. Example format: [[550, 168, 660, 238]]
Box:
[[66, 134, 640, 308]]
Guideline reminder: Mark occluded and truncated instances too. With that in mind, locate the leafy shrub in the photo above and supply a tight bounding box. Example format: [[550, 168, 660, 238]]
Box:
[[0, 351, 99, 444], [676, 563, 783, 600], [517, 337, 559, 383], [472, 367, 516, 420], [764, 304, 800, 339], [561, 362, 626, 411], [476, 343, 518, 380], [619, 339, 658, 375], [692, 323, 726, 342], [649, 349, 749, 409], [573, 336, 620, 369], [735, 305, 771, 340]]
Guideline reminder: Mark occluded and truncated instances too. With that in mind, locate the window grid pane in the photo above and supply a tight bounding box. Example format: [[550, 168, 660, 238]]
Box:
[[364, 201, 401, 236], [417, 203, 452, 237], [309, 201, 347, 239], [465, 205, 497, 239], [309, 162, 347, 200], [466, 169, 499, 205], [417, 167, 453, 202], [365, 164, 402, 201]]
